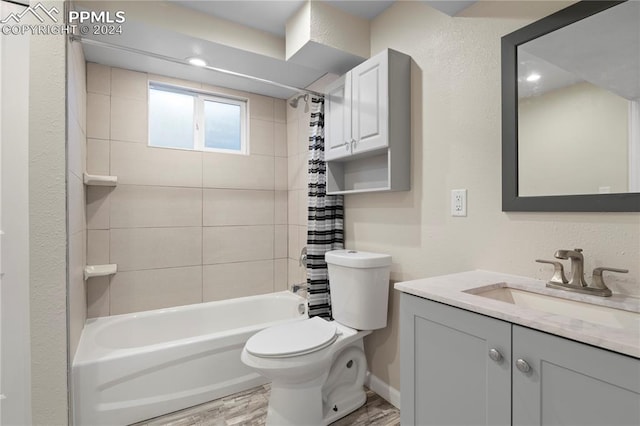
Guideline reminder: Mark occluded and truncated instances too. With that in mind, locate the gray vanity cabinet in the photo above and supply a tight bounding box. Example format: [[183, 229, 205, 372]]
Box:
[[400, 293, 512, 426], [512, 325, 640, 426], [401, 293, 640, 426]]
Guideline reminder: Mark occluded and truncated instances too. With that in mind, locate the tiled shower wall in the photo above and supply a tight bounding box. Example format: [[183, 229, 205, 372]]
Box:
[[286, 101, 311, 287], [85, 64, 289, 317]]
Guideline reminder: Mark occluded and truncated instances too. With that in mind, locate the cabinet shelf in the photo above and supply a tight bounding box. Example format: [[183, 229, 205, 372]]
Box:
[[324, 48, 411, 195]]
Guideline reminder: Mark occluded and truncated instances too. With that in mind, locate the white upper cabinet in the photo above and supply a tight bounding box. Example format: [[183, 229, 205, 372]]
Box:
[[324, 49, 411, 194]]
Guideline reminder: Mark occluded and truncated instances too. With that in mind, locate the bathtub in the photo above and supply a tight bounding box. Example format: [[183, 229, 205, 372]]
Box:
[[72, 291, 307, 426]]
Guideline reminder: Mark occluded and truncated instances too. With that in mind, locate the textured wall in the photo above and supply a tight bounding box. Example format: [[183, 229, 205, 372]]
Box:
[[28, 0, 69, 422], [349, 1, 640, 394], [67, 39, 87, 360]]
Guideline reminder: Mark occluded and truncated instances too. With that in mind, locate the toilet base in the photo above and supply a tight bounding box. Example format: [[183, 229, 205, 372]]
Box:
[[264, 341, 369, 426]]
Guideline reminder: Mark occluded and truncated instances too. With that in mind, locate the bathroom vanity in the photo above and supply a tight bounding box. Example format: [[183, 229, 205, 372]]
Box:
[[396, 271, 640, 426]]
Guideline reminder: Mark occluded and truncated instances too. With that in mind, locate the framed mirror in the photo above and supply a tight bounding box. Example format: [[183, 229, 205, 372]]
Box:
[[502, 0, 640, 211]]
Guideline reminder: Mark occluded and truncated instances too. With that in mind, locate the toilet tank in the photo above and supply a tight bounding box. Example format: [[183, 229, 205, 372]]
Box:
[[325, 250, 392, 330]]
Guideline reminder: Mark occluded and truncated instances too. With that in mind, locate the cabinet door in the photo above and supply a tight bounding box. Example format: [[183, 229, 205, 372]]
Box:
[[324, 75, 352, 161], [513, 325, 640, 426], [351, 51, 389, 155], [400, 294, 511, 426]]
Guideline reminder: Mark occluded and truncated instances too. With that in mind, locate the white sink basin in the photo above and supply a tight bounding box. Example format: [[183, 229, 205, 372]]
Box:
[[469, 286, 640, 331]]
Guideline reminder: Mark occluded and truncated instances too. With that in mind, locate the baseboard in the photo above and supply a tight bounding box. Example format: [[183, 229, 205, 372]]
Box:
[[365, 371, 401, 409]]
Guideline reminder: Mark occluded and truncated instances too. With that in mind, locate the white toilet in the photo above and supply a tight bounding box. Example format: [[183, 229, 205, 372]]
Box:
[[241, 249, 392, 426]]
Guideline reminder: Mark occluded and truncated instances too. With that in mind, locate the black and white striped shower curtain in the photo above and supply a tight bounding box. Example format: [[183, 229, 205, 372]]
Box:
[[306, 96, 344, 319]]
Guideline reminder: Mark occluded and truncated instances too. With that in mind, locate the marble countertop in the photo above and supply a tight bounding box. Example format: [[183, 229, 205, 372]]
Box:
[[395, 270, 640, 359]]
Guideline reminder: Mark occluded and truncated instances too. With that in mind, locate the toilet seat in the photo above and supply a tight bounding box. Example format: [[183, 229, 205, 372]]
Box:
[[245, 317, 339, 358]]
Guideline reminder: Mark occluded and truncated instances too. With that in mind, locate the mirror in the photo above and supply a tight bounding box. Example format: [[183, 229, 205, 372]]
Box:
[[502, 0, 640, 211]]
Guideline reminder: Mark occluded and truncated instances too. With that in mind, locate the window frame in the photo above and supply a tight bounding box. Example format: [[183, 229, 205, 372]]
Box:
[[148, 82, 249, 155]]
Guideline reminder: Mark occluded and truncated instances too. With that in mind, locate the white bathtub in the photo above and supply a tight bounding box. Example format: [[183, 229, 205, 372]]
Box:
[[72, 291, 307, 426]]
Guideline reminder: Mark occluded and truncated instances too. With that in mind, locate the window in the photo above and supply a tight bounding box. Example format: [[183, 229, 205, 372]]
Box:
[[148, 83, 247, 154]]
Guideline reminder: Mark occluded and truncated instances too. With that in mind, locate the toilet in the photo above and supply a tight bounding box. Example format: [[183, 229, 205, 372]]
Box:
[[241, 249, 392, 426]]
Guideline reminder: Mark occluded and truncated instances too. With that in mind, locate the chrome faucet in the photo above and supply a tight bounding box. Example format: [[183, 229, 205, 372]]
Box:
[[553, 248, 588, 287], [291, 282, 307, 294], [536, 248, 628, 297]]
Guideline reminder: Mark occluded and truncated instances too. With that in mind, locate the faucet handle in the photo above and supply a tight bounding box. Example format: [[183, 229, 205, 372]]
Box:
[[536, 259, 568, 284], [591, 267, 628, 292]]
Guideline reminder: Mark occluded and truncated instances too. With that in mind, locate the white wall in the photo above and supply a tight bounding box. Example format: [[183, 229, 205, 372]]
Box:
[[0, 1, 32, 423], [348, 1, 640, 393], [28, 0, 68, 423]]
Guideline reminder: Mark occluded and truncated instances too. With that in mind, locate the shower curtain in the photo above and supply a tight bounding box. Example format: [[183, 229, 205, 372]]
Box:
[[306, 96, 344, 319]]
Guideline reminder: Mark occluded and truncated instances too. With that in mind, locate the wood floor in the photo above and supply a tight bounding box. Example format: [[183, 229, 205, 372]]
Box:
[[132, 384, 400, 426]]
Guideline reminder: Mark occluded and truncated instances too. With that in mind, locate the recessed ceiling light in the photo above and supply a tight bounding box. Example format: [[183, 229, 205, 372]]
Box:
[[526, 73, 541, 82], [187, 57, 207, 67]]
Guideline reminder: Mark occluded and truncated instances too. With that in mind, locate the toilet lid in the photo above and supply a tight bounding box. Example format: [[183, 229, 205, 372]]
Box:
[[245, 317, 338, 358]]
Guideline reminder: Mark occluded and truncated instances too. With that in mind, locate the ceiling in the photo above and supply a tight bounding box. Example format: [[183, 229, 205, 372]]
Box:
[[518, 1, 639, 101], [172, 1, 395, 37], [78, 1, 478, 99]]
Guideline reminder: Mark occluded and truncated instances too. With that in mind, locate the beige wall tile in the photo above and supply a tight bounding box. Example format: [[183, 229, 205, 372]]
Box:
[[274, 99, 286, 123], [87, 276, 110, 318], [203, 225, 274, 264], [274, 225, 287, 259], [298, 225, 307, 257], [110, 185, 202, 228], [287, 120, 298, 157], [68, 173, 85, 236], [249, 119, 274, 156], [111, 141, 202, 187], [110, 227, 202, 271], [288, 190, 298, 226], [288, 224, 299, 260], [203, 189, 274, 226], [275, 157, 288, 190], [274, 259, 288, 292], [87, 139, 110, 175], [87, 230, 109, 265], [111, 67, 148, 100], [202, 152, 274, 190], [201, 83, 248, 100], [297, 154, 308, 190], [298, 111, 311, 150], [203, 260, 274, 301], [68, 116, 85, 179], [87, 62, 111, 95], [110, 96, 147, 143], [249, 94, 274, 121], [274, 122, 287, 157], [68, 230, 86, 357], [297, 189, 308, 226], [86, 186, 111, 230], [275, 190, 287, 225], [110, 266, 202, 315], [87, 93, 110, 140], [288, 258, 305, 287]]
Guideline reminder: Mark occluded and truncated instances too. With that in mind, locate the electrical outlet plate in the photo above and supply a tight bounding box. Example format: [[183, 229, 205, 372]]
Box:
[[451, 189, 467, 217]]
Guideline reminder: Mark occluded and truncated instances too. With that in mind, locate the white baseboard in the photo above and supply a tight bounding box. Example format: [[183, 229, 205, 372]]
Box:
[[365, 371, 401, 409]]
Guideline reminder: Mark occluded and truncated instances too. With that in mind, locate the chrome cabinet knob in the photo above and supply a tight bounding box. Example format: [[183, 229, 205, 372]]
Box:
[[345, 141, 350, 151], [488, 348, 503, 363], [516, 358, 531, 373]]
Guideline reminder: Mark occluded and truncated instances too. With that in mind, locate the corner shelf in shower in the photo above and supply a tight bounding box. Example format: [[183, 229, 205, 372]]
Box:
[[84, 264, 117, 280], [83, 173, 117, 187]]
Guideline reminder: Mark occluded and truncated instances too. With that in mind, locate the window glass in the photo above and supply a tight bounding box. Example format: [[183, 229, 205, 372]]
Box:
[[203, 100, 242, 151], [149, 88, 195, 149]]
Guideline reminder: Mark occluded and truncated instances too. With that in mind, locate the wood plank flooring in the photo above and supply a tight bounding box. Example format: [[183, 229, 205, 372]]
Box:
[[132, 384, 400, 426]]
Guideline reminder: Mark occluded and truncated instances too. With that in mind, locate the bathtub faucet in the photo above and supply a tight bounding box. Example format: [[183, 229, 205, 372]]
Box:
[[291, 282, 307, 294]]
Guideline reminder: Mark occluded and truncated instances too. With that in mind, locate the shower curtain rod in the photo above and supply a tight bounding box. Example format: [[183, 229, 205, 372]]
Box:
[[70, 35, 324, 98]]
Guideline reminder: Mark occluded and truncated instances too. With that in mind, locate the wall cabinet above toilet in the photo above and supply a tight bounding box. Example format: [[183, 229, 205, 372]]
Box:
[[325, 49, 411, 194]]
